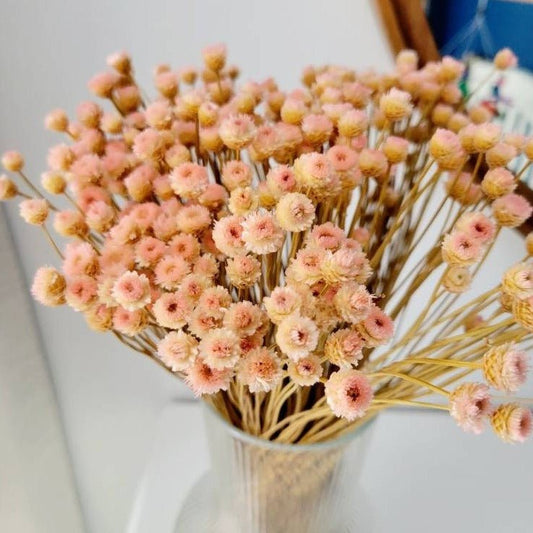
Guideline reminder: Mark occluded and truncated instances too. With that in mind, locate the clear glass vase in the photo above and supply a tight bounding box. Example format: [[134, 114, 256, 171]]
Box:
[[175, 405, 375, 533]]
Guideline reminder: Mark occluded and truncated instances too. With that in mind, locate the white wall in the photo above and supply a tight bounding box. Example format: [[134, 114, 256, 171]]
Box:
[[0, 2, 394, 532]]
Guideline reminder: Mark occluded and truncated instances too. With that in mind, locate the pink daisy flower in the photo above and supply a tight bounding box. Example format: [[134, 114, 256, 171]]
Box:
[[325, 370, 374, 421], [185, 359, 232, 396], [154, 256, 191, 290], [198, 328, 241, 370], [237, 347, 283, 392], [241, 209, 284, 255], [112, 270, 152, 311], [275, 314, 319, 361], [449, 383, 492, 434], [157, 330, 198, 372], [152, 291, 192, 329]]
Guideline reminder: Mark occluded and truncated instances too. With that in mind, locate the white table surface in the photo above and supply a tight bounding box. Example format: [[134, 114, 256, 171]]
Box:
[[126, 402, 532, 533]]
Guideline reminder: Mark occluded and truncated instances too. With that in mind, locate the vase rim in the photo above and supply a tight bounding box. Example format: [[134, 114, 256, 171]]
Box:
[[203, 402, 376, 452]]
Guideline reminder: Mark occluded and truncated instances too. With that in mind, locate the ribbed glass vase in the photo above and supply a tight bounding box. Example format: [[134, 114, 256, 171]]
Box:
[[175, 405, 375, 533]]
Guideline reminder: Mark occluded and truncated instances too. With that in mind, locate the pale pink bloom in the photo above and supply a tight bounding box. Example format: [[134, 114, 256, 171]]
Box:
[[357, 305, 394, 346], [494, 48, 518, 70], [124, 166, 155, 202], [334, 282, 373, 323], [473, 123, 501, 152], [280, 97, 307, 124], [226, 254, 261, 288], [198, 328, 241, 370], [483, 343, 529, 393], [153, 175, 174, 201], [175, 274, 206, 303], [455, 212, 496, 245], [19, 199, 49, 225], [154, 255, 190, 290], [263, 286, 302, 324], [153, 213, 178, 241], [145, 100, 172, 130], [165, 143, 191, 169], [301, 113, 333, 145], [293, 152, 335, 190], [379, 88, 412, 121], [130, 202, 160, 231], [124, 111, 146, 129], [31, 266, 66, 306], [223, 301, 263, 337], [0, 174, 18, 199], [170, 162, 209, 199], [176, 204, 212, 234], [112, 307, 147, 336], [502, 262, 533, 300], [445, 171, 482, 205], [275, 192, 315, 232], [76, 101, 101, 128], [241, 209, 284, 255], [70, 154, 103, 185], [108, 215, 143, 245], [322, 248, 370, 284], [167, 233, 201, 263], [324, 328, 365, 367], [47, 144, 74, 171], [152, 291, 192, 329], [442, 231, 483, 266], [287, 355, 323, 386], [275, 314, 319, 361], [250, 124, 279, 161], [449, 383, 492, 434], [185, 359, 232, 396], [154, 71, 179, 98], [53, 209, 88, 238], [114, 85, 141, 113], [99, 243, 135, 277], [481, 167, 516, 198], [322, 103, 353, 125], [357, 149, 388, 181], [326, 145, 358, 172], [383, 136, 409, 163], [429, 128, 461, 159], [325, 370, 373, 421], [212, 214, 246, 257], [199, 183, 228, 210], [439, 56, 465, 82], [351, 227, 370, 246], [202, 43, 227, 71], [112, 270, 151, 311], [65, 275, 98, 312], [157, 330, 198, 372], [228, 187, 259, 215], [88, 71, 120, 98], [198, 286, 232, 313], [237, 347, 282, 392], [338, 109, 368, 138], [132, 128, 165, 162], [188, 306, 224, 338], [135, 237, 167, 267], [106, 50, 131, 73], [2, 150, 24, 171], [101, 150, 130, 179], [221, 161, 252, 191], [62, 242, 99, 277], [193, 254, 219, 278], [443, 266, 472, 293], [308, 222, 345, 250], [219, 114, 256, 150], [396, 49, 418, 73], [76, 185, 112, 212], [45, 109, 69, 132], [286, 247, 326, 285], [492, 194, 533, 227], [492, 404, 531, 443]]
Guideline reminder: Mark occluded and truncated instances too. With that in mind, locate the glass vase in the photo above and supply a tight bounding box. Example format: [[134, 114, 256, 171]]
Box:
[[175, 404, 375, 533]]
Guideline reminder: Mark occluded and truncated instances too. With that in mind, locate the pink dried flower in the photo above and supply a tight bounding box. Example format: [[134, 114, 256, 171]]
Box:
[[325, 370, 373, 421], [301, 113, 333, 145], [112, 307, 147, 336], [486, 143, 517, 168], [170, 162, 209, 199], [276, 314, 319, 361], [429, 129, 461, 159], [45, 109, 69, 132], [198, 286, 232, 312], [132, 128, 165, 162], [70, 154, 103, 185], [202, 43, 227, 72], [219, 114, 256, 150], [153, 291, 192, 329], [99, 243, 135, 277], [19, 198, 49, 225], [294, 152, 336, 191], [145, 100, 172, 130], [492, 194, 532, 227], [338, 109, 368, 138], [473, 123, 501, 152], [502, 262, 533, 300], [62, 242, 99, 277], [266, 165, 297, 196], [124, 165, 156, 202], [308, 222, 345, 250], [286, 247, 325, 285], [357, 148, 388, 181], [228, 187, 259, 215], [157, 330, 198, 372], [494, 48, 518, 70], [483, 343, 529, 393], [65, 275, 98, 312], [112, 270, 151, 311], [31, 266, 66, 306], [241, 209, 284, 255], [491, 404, 531, 443], [198, 327, 241, 370], [379, 88, 412, 121], [176, 204, 212, 234], [356, 305, 394, 347], [185, 359, 232, 396], [0, 174, 18, 199], [334, 282, 373, 323], [263, 286, 302, 324], [76, 101, 101, 128], [324, 328, 365, 367], [221, 161, 252, 191], [441, 231, 483, 266], [135, 237, 167, 268], [481, 167, 516, 199], [238, 347, 282, 392], [2, 150, 24, 172], [212, 214, 246, 257], [442, 266, 472, 293], [88, 71, 120, 98], [287, 355, 323, 386], [449, 383, 492, 434], [275, 192, 315, 232], [154, 255, 190, 290], [321, 248, 370, 284], [455, 212, 496, 245], [382, 136, 409, 163], [167, 233, 200, 263], [47, 144, 74, 171], [226, 254, 261, 288], [223, 301, 263, 337]]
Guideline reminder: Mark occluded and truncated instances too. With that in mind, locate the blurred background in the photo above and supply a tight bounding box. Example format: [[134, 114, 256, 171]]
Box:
[[0, 1, 532, 532]]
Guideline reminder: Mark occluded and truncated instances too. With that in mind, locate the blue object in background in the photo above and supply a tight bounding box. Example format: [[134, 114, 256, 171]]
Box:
[[427, 0, 533, 71]]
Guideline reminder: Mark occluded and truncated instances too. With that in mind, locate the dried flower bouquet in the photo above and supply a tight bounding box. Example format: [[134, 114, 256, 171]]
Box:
[[2, 44, 532, 445]]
